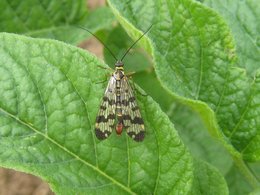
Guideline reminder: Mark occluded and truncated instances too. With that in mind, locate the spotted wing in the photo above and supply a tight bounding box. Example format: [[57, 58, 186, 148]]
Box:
[[95, 76, 116, 140], [121, 77, 145, 142]]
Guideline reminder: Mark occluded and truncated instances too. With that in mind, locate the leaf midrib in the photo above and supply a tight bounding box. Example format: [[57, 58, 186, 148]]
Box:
[[0, 106, 135, 194]]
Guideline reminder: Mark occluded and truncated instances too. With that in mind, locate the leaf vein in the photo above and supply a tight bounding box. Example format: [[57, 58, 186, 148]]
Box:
[[24, 61, 48, 135], [228, 80, 255, 139]]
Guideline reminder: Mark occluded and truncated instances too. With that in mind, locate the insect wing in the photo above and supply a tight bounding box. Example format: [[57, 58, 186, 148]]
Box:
[[95, 76, 116, 140], [121, 77, 145, 141]]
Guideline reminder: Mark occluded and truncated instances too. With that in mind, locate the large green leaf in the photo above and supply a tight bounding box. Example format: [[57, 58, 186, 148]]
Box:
[[124, 46, 254, 193], [107, 0, 260, 189], [190, 159, 228, 194], [225, 164, 253, 195], [0, 1, 114, 44], [199, 0, 260, 75], [0, 33, 197, 194], [172, 104, 233, 175]]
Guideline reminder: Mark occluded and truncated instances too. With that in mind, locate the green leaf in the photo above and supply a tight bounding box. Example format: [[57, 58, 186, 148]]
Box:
[[25, 6, 115, 45], [198, 0, 260, 75], [134, 70, 235, 191], [172, 104, 233, 175], [225, 164, 252, 195], [0, 33, 196, 194], [133, 71, 174, 112], [132, 67, 233, 174], [170, 103, 259, 194], [0, 1, 115, 44], [127, 50, 252, 193], [190, 159, 228, 195], [107, 0, 260, 188]]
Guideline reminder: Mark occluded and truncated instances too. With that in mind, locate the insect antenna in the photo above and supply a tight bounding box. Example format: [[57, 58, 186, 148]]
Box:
[[120, 24, 153, 61], [75, 25, 118, 61]]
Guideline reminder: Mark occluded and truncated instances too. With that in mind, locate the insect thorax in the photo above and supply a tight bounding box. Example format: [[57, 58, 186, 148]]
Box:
[[113, 69, 125, 80]]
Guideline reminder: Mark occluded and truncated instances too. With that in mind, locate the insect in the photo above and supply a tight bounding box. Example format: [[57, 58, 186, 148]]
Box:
[[78, 25, 152, 141], [95, 60, 145, 141]]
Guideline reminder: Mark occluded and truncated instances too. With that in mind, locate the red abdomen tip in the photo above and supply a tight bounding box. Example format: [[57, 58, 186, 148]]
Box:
[[116, 123, 123, 135]]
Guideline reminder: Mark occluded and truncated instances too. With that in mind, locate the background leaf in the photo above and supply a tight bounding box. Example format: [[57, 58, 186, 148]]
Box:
[[0, 0, 115, 44], [172, 104, 233, 175], [225, 164, 253, 195], [198, 0, 260, 75], [107, 0, 260, 190], [125, 51, 256, 194], [190, 159, 228, 194]]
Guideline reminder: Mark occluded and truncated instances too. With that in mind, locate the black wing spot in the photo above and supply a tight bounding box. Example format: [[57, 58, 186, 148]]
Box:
[[100, 105, 107, 110], [102, 97, 116, 105], [131, 117, 144, 124], [95, 128, 111, 140], [123, 115, 143, 124], [103, 96, 109, 101], [127, 131, 145, 142], [131, 106, 139, 111], [129, 97, 135, 102]]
